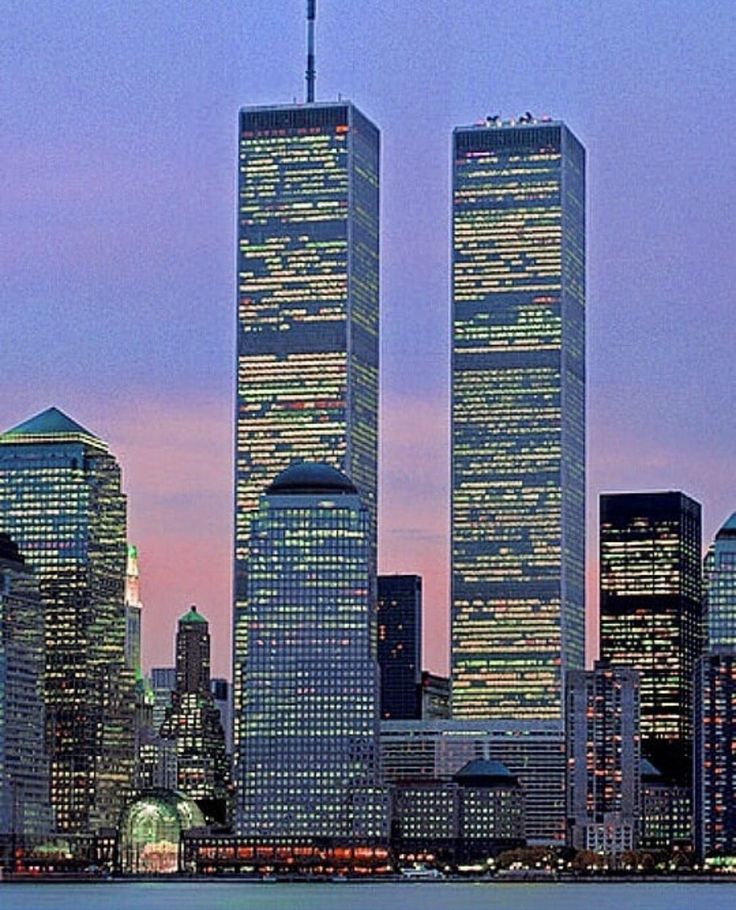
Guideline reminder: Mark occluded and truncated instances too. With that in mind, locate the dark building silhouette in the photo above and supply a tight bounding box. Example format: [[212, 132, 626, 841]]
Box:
[[599, 491, 702, 782], [0, 534, 52, 837], [377, 575, 422, 719]]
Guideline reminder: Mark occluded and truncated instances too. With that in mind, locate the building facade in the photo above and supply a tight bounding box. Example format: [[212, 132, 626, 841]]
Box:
[[599, 491, 702, 781], [160, 607, 228, 815], [0, 534, 52, 837], [124, 543, 142, 672], [420, 671, 451, 720], [234, 463, 384, 839], [380, 718, 565, 844], [451, 116, 586, 720], [234, 101, 380, 771], [640, 759, 691, 850], [704, 513, 736, 647], [566, 662, 641, 855], [0, 407, 135, 832], [391, 760, 525, 861], [377, 574, 422, 719], [694, 647, 736, 857]]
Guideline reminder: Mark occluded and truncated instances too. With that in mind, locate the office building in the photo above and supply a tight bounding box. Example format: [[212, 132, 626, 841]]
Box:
[[377, 574, 422, 719], [380, 718, 565, 844], [0, 534, 52, 837], [451, 116, 586, 720], [234, 463, 384, 839], [599, 491, 702, 781], [566, 662, 641, 855], [234, 100, 380, 768], [391, 760, 525, 861], [160, 607, 228, 813], [694, 647, 736, 857], [704, 513, 736, 647], [0, 407, 135, 832], [640, 759, 691, 850]]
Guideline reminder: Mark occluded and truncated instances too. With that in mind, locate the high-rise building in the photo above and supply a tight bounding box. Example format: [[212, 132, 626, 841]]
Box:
[[160, 607, 228, 815], [451, 116, 586, 720], [234, 463, 385, 839], [599, 491, 702, 781], [566, 661, 641, 855], [694, 515, 736, 858], [234, 100, 380, 768], [0, 534, 52, 837], [694, 647, 736, 858], [704, 513, 736, 647], [124, 543, 142, 672], [377, 574, 422, 719], [0, 407, 134, 832]]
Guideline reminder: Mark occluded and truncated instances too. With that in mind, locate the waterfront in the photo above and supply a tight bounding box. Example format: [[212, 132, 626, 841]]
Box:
[[2, 882, 736, 910]]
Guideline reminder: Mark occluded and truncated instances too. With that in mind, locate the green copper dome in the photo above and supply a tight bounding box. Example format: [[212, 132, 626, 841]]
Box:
[[179, 604, 207, 625], [1, 407, 99, 443]]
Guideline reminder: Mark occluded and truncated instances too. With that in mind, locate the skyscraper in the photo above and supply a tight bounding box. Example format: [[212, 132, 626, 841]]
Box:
[[566, 661, 641, 855], [160, 606, 228, 815], [377, 574, 422, 719], [0, 407, 135, 832], [0, 534, 52, 837], [694, 513, 736, 858], [234, 463, 384, 839], [451, 116, 586, 720], [234, 100, 380, 763], [704, 513, 736, 647], [599, 491, 702, 780]]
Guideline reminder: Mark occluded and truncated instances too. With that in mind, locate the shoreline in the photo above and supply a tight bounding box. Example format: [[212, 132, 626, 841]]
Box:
[[2, 873, 735, 885]]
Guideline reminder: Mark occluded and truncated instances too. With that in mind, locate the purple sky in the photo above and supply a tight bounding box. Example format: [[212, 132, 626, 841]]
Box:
[[3, 1, 735, 677]]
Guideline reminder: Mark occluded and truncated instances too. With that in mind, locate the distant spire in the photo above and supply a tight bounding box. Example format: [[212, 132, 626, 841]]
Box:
[[306, 0, 316, 103]]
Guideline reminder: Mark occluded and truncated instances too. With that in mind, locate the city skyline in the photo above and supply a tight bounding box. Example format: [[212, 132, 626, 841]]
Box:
[[3, 1, 735, 677]]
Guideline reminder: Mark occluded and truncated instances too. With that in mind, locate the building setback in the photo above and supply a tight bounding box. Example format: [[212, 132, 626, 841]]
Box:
[[0, 407, 134, 832], [599, 491, 702, 781], [234, 463, 385, 839], [0, 534, 52, 837], [451, 117, 586, 720], [160, 606, 228, 817], [377, 574, 422, 719], [234, 101, 380, 771], [566, 662, 641, 855]]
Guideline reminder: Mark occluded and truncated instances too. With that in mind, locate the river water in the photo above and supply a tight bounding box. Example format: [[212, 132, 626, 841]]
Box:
[[2, 881, 736, 910]]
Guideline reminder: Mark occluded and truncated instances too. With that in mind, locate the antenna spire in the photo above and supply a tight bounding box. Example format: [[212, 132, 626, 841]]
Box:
[[306, 0, 316, 103]]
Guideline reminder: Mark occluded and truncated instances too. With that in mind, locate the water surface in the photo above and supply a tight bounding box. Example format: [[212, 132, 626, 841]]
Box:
[[2, 881, 735, 910]]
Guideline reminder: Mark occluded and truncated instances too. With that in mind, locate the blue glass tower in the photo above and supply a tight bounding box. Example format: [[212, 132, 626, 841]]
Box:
[[451, 117, 586, 720], [234, 463, 384, 839]]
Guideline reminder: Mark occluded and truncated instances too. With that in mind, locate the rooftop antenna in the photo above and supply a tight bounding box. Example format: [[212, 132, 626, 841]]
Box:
[[306, 0, 316, 103]]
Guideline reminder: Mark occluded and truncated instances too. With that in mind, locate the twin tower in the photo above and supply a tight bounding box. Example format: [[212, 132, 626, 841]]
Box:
[[233, 101, 586, 828]]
